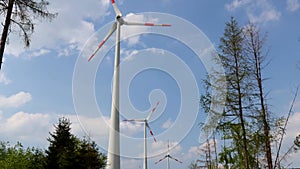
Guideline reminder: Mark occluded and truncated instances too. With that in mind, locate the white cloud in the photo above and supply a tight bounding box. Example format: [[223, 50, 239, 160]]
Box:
[[120, 120, 143, 136], [0, 71, 11, 85], [225, 0, 281, 23], [121, 13, 157, 47], [0, 111, 109, 148], [247, 7, 281, 23], [162, 118, 173, 129], [188, 145, 200, 156], [64, 114, 110, 139], [121, 158, 142, 169], [0, 111, 54, 147], [184, 139, 217, 161], [0, 91, 32, 108], [121, 49, 139, 62], [277, 112, 300, 167], [150, 140, 182, 156], [287, 0, 300, 12], [225, 0, 250, 11], [284, 112, 300, 141], [5, 0, 110, 57], [30, 48, 51, 58]]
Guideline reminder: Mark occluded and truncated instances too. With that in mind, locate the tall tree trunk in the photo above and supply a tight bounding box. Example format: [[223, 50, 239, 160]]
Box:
[[234, 55, 250, 169], [254, 41, 273, 169], [244, 24, 273, 169], [0, 0, 15, 70]]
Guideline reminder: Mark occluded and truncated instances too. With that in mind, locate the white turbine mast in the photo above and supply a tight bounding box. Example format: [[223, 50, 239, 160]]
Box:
[[124, 101, 160, 169], [88, 1, 170, 169], [155, 141, 183, 169]]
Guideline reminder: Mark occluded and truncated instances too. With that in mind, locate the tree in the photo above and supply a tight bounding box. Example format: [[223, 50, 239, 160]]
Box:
[[45, 117, 107, 169], [218, 17, 252, 169], [0, 141, 46, 169], [0, 0, 56, 70], [77, 138, 107, 169], [243, 23, 273, 169], [46, 117, 80, 169], [188, 161, 199, 169], [200, 18, 276, 168]]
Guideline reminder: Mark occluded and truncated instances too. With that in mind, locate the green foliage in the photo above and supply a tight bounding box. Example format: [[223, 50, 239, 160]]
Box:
[[77, 138, 107, 169], [200, 17, 277, 169], [45, 117, 106, 169], [0, 141, 46, 169], [188, 161, 199, 169], [0, 117, 107, 169]]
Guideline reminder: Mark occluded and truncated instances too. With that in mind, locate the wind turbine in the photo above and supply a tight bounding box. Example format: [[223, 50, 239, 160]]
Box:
[[124, 101, 160, 169], [155, 141, 183, 169], [87, 1, 170, 169]]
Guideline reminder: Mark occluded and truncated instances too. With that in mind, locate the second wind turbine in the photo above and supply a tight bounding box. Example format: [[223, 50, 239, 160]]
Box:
[[124, 101, 160, 169]]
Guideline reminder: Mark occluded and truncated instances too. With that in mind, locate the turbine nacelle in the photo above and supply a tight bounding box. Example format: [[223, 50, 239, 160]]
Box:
[[155, 141, 183, 168], [88, 0, 171, 62]]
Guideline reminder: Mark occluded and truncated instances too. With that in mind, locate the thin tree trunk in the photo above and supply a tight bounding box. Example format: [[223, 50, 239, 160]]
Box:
[[0, 0, 15, 70], [213, 132, 218, 168], [274, 86, 299, 168], [253, 39, 273, 169], [234, 55, 250, 169], [246, 26, 273, 168]]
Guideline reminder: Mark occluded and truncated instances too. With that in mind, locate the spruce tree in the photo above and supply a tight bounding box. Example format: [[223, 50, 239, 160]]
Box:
[[45, 117, 79, 169], [77, 138, 107, 169], [45, 117, 107, 169]]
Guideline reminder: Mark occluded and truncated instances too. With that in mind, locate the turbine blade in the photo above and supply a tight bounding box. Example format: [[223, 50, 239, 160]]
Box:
[[169, 156, 183, 163], [168, 140, 170, 152], [123, 119, 145, 122], [146, 101, 160, 120], [146, 123, 157, 142], [155, 156, 167, 164], [88, 22, 117, 61], [124, 21, 171, 27], [111, 0, 122, 17], [123, 119, 136, 122]]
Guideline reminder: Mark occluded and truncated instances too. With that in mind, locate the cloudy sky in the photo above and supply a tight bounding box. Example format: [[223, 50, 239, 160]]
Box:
[[0, 0, 300, 168]]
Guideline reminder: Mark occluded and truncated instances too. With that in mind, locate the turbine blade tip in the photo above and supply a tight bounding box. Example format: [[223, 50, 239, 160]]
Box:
[[88, 54, 94, 61]]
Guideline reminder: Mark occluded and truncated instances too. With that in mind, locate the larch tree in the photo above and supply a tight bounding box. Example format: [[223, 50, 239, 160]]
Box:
[[0, 0, 56, 70], [243, 23, 273, 169], [218, 17, 252, 169]]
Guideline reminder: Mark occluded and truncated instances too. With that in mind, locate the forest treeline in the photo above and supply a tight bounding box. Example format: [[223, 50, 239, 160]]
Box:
[[191, 17, 300, 169], [0, 117, 107, 169]]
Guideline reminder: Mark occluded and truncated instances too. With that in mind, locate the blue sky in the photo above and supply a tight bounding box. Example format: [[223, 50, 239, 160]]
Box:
[[0, 0, 300, 168]]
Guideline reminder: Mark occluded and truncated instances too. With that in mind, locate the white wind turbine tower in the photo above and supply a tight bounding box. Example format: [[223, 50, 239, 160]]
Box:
[[155, 141, 183, 169], [124, 101, 160, 169], [87, 1, 170, 169]]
